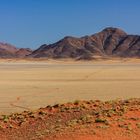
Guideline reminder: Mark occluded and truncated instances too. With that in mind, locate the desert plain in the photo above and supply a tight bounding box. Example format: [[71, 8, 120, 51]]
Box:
[[0, 58, 140, 114]]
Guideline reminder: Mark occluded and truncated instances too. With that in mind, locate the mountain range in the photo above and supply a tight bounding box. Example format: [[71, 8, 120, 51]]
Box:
[[1, 27, 140, 59]]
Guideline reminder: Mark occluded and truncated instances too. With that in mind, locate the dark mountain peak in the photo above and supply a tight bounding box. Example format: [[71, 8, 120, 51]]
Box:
[[39, 44, 48, 49], [62, 36, 81, 43], [63, 36, 75, 39], [102, 27, 127, 35]]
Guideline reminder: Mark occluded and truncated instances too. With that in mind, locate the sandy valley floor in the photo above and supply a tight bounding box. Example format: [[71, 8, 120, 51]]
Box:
[[0, 59, 140, 114]]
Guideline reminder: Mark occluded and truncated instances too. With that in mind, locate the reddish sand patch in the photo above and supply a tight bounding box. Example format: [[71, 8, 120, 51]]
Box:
[[0, 99, 140, 140]]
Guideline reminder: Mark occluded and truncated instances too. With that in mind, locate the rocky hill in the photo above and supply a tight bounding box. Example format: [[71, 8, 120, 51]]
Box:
[[29, 27, 140, 59], [15, 48, 32, 58], [0, 43, 32, 58]]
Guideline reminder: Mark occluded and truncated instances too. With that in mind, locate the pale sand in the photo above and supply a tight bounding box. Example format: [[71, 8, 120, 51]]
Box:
[[0, 58, 140, 114]]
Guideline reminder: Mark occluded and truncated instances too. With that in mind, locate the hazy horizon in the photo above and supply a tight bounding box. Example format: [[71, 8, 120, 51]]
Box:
[[0, 0, 140, 49]]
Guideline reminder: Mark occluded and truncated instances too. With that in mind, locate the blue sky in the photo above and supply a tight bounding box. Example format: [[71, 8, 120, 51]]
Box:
[[0, 0, 140, 49]]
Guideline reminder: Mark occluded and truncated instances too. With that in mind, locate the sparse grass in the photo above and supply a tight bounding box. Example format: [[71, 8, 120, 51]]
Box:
[[66, 119, 78, 127], [0, 98, 140, 139], [2, 115, 9, 123], [96, 125, 109, 129], [136, 123, 140, 128], [38, 110, 47, 116], [53, 104, 61, 108], [118, 124, 132, 131], [129, 117, 140, 121], [80, 114, 93, 123], [74, 100, 81, 105], [95, 118, 109, 125]]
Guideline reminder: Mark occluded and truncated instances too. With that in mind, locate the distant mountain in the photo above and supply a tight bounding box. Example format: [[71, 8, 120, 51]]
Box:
[[15, 48, 32, 58], [29, 27, 140, 59], [0, 43, 18, 58], [0, 42, 32, 58]]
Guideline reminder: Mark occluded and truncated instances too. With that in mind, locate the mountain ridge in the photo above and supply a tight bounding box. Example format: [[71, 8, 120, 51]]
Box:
[[0, 27, 140, 59], [29, 27, 140, 59]]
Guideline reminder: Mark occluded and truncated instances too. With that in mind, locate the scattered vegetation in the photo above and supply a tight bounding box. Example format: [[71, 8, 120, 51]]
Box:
[[0, 98, 140, 139]]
